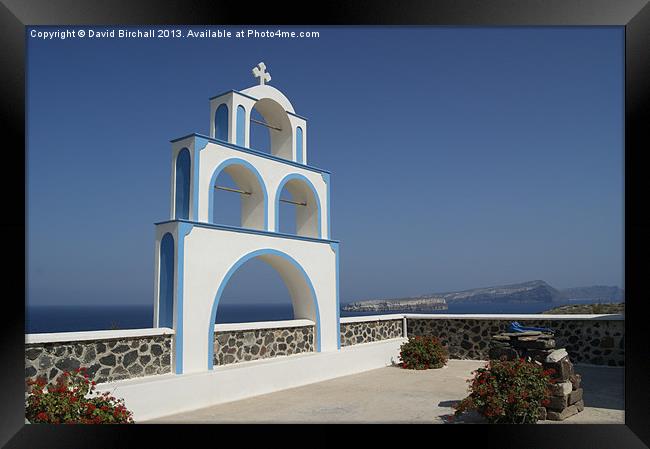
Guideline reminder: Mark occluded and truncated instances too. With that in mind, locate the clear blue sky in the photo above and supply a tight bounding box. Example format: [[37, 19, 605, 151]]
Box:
[[27, 26, 624, 307]]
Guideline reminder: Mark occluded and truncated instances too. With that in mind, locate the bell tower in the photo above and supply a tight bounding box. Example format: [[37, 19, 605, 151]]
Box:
[[152, 63, 340, 374]]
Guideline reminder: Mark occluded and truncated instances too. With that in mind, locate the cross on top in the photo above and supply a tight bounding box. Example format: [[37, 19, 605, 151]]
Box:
[[252, 62, 271, 85]]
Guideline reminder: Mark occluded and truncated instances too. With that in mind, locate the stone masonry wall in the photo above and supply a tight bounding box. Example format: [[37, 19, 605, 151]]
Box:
[[340, 319, 404, 347], [213, 325, 314, 366], [407, 318, 624, 366], [25, 334, 173, 388]]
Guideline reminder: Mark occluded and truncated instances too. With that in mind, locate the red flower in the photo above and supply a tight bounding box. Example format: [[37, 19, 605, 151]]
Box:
[[36, 412, 48, 421]]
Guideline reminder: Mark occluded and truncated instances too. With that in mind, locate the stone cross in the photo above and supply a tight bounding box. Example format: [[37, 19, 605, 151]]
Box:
[[252, 62, 271, 85]]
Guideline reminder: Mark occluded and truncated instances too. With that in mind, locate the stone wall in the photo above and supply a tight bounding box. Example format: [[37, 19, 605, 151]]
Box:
[[340, 319, 404, 347], [407, 318, 624, 366], [25, 332, 173, 387], [213, 325, 314, 366]]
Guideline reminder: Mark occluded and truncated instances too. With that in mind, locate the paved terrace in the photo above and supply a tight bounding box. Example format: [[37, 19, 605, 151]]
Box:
[[147, 360, 624, 424]]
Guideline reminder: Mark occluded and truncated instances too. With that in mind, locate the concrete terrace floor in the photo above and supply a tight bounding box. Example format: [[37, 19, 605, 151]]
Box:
[[147, 360, 624, 424]]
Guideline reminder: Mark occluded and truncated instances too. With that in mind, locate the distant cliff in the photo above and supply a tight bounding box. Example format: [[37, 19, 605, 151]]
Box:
[[436, 280, 559, 304], [343, 296, 447, 312], [342, 280, 624, 312]]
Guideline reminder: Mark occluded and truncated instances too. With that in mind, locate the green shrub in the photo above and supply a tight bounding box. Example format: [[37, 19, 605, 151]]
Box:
[[453, 358, 553, 423], [399, 336, 448, 369], [25, 368, 134, 424]]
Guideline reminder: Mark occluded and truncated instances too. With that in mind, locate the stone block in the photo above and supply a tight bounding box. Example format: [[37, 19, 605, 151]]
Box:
[[570, 373, 582, 390], [543, 358, 574, 381], [503, 331, 541, 337], [575, 399, 585, 412], [568, 388, 583, 405], [489, 347, 518, 361], [514, 338, 556, 350], [548, 381, 572, 397], [491, 335, 511, 342], [545, 348, 568, 363], [524, 349, 554, 363], [546, 403, 581, 421], [547, 394, 568, 411]]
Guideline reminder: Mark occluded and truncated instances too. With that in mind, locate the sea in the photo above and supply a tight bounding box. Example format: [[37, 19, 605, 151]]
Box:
[[25, 299, 607, 334]]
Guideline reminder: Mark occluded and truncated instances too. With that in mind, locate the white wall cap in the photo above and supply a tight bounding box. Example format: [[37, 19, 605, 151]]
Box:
[[214, 319, 315, 333], [340, 314, 407, 324], [240, 85, 295, 113], [25, 328, 175, 345], [402, 313, 624, 321]]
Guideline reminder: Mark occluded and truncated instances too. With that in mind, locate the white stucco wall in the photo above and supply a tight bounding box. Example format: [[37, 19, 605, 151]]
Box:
[[154, 222, 338, 374], [208, 89, 308, 164], [197, 139, 328, 237]]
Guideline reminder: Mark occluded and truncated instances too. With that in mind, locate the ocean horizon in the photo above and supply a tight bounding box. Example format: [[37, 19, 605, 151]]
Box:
[[25, 299, 617, 334]]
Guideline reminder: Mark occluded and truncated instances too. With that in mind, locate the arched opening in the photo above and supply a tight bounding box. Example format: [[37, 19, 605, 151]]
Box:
[[209, 159, 268, 230], [158, 233, 175, 328], [276, 174, 321, 238], [249, 98, 293, 160], [296, 126, 304, 163], [207, 249, 321, 369], [236, 105, 246, 146], [215, 103, 229, 141], [174, 148, 191, 220], [214, 259, 294, 324]]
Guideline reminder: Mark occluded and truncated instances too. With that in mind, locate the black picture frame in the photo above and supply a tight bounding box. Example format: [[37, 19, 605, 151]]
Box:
[[2, 0, 648, 447]]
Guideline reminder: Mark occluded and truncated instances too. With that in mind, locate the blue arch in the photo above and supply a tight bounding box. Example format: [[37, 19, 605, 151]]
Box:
[[275, 173, 322, 238], [236, 105, 246, 146], [215, 103, 229, 141], [175, 148, 191, 220], [296, 126, 303, 163], [208, 158, 269, 230], [159, 233, 175, 328], [207, 248, 321, 370]]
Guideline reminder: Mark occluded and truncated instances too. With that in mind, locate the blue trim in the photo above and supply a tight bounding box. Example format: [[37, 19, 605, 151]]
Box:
[[236, 105, 246, 146], [175, 223, 194, 374], [296, 126, 303, 164], [207, 249, 322, 369], [208, 89, 308, 121], [330, 242, 341, 350], [155, 219, 339, 245], [321, 173, 331, 239], [275, 173, 322, 238], [171, 133, 330, 175], [208, 158, 269, 230]]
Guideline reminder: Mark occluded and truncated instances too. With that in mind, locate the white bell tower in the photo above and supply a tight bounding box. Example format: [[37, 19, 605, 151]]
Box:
[[152, 63, 340, 374]]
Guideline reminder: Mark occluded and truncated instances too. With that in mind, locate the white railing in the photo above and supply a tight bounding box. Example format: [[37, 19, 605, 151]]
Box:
[[214, 319, 315, 333], [25, 327, 175, 344]]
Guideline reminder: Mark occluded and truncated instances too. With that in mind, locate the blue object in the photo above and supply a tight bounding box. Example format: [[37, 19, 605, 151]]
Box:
[[509, 321, 554, 334]]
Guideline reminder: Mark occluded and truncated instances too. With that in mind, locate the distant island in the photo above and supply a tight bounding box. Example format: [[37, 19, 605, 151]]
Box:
[[342, 280, 624, 313], [542, 302, 624, 315]]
